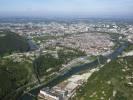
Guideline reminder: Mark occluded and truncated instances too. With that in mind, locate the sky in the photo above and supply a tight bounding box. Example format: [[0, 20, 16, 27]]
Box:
[[0, 0, 133, 18]]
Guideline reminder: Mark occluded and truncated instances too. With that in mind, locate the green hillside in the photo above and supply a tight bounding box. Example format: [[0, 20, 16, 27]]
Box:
[[0, 31, 30, 56], [73, 56, 133, 100], [34, 48, 86, 77], [0, 58, 32, 100]]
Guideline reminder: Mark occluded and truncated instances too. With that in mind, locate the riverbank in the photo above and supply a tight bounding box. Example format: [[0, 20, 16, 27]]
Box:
[[20, 42, 129, 100], [73, 55, 133, 100], [38, 68, 100, 100]]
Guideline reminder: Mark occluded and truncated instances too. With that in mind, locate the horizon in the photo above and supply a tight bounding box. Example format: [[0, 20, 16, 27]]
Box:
[[0, 0, 133, 18]]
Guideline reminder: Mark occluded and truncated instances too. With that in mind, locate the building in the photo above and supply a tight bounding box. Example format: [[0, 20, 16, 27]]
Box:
[[38, 87, 64, 100], [38, 73, 92, 100]]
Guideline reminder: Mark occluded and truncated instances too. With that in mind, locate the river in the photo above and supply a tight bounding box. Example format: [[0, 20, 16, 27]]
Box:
[[20, 41, 129, 100], [27, 38, 39, 51]]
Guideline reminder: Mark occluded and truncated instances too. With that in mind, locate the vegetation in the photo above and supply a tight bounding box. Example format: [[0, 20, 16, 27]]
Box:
[[33, 53, 62, 77], [34, 48, 86, 77], [33, 35, 56, 43], [0, 58, 32, 100], [0, 31, 86, 99], [124, 44, 133, 52], [32, 33, 73, 44], [57, 48, 86, 64], [0, 31, 30, 56], [73, 56, 133, 100]]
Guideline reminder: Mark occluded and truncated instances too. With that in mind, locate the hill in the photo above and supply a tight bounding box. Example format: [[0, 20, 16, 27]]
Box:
[[0, 58, 32, 100], [73, 56, 133, 100], [0, 31, 30, 56]]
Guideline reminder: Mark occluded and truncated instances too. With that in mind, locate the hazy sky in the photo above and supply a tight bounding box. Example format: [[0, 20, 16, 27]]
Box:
[[0, 0, 133, 18]]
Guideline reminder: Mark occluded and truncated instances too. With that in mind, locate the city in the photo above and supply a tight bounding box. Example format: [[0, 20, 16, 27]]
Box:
[[0, 0, 133, 100]]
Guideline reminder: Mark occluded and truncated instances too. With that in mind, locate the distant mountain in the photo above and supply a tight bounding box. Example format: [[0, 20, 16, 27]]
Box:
[[0, 30, 30, 56]]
